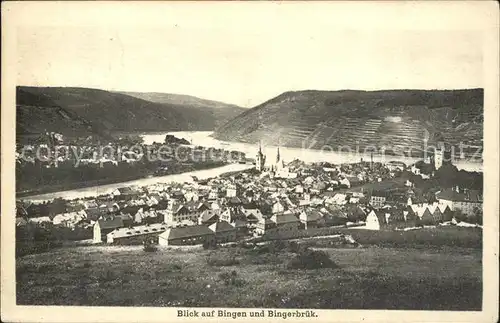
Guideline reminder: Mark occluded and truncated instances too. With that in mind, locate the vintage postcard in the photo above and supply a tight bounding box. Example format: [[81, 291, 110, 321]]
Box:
[[1, 1, 499, 322]]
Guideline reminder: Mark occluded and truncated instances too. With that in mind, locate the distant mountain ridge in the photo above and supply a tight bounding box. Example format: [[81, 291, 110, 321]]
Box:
[[118, 91, 244, 110], [16, 86, 246, 141], [213, 89, 483, 159], [118, 91, 246, 129]]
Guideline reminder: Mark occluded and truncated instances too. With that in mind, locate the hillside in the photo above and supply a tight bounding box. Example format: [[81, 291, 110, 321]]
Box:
[[17, 228, 481, 309], [213, 89, 483, 159], [118, 92, 247, 129], [16, 86, 246, 141]]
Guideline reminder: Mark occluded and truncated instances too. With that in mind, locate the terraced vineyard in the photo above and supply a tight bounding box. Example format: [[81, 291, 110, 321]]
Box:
[[214, 89, 483, 160]]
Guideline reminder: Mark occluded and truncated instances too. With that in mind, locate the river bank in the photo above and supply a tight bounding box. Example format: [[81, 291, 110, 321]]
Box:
[[20, 163, 254, 203], [18, 130, 483, 202], [16, 161, 227, 199], [142, 131, 483, 173]]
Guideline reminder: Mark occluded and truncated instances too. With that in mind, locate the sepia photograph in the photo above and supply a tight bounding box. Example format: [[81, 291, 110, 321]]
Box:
[[1, 1, 499, 322]]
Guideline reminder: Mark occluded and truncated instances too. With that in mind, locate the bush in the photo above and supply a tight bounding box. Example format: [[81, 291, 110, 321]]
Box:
[[287, 249, 338, 270], [20, 263, 57, 274], [453, 210, 468, 223], [143, 242, 158, 253], [268, 240, 288, 252], [101, 270, 115, 282], [238, 241, 256, 249], [218, 270, 246, 286], [286, 241, 308, 253], [253, 240, 305, 254], [250, 253, 283, 265], [206, 252, 240, 266], [203, 240, 217, 250]]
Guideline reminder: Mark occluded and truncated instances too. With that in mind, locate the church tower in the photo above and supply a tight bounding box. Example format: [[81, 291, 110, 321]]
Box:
[[276, 145, 284, 172], [434, 142, 444, 170], [256, 141, 266, 172]]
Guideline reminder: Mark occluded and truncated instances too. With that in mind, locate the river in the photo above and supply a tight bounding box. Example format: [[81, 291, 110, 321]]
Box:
[[143, 131, 483, 172], [22, 163, 253, 203], [22, 131, 482, 202]]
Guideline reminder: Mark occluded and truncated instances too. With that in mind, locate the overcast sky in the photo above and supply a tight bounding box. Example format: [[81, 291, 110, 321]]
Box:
[[15, 2, 485, 107]]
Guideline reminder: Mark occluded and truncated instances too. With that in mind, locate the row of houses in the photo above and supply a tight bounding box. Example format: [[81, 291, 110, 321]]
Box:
[[364, 203, 455, 230], [97, 199, 459, 246], [103, 219, 240, 246], [19, 155, 483, 247]]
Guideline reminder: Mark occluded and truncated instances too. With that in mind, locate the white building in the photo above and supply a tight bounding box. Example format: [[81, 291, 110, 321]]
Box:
[[226, 184, 237, 198], [365, 210, 381, 230], [436, 187, 482, 216], [434, 143, 444, 170]]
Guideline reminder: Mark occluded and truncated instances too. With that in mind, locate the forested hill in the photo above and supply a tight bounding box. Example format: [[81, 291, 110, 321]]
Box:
[[118, 91, 246, 130], [16, 86, 246, 141], [213, 89, 483, 158]]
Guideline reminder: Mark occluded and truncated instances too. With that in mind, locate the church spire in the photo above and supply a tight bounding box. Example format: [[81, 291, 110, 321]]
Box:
[[276, 138, 281, 163], [256, 140, 266, 172]]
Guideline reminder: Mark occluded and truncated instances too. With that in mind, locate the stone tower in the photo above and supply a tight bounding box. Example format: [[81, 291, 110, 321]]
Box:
[[256, 141, 266, 172], [434, 142, 444, 170]]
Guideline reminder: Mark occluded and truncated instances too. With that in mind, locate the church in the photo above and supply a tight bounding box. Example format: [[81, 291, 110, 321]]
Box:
[[255, 142, 297, 179], [255, 141, 266, 172]]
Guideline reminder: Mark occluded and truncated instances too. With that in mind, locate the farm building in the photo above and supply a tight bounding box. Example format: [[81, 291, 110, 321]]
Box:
[[198, 209, 221, 226], [158, 225, 215, 246], [271, 213, 301, 233], [106, 223, 168, 245], [299, 208, 323, 230], [255, 217, 277, 236], [436, 187, 482, 216], [93, 214, 133, 243], [208, 221, 237, 243]]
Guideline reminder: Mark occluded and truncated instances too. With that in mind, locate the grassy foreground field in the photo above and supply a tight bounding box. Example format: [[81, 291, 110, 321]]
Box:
[[16, 227, 482, 310]]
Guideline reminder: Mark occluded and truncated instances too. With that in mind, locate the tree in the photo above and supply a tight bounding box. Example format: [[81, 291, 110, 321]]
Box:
[[117, 135, 144, 147], [287, 248, 338, 269], [345, 205, 365, 222], [164, 135, 189, 145], [453, 209, 467, 222], [473, 207, 483, 225], [434, 163, 459, 188]]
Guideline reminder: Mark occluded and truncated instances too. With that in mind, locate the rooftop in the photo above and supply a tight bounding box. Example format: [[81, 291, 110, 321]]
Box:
[[97, 216, 125, 230], [273, 213, 300, 224], [436, 188, 482, 202], [209, 221, 236, 233], [161, 225, 214, 240], [199, 209, 220, 223], [108, 223, 168, 239]]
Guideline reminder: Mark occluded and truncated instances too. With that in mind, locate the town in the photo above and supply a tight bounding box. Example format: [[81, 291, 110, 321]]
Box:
[[9, 3, 490, 314], [15, 140, 483, 255], [15, 132, 248, 197]]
